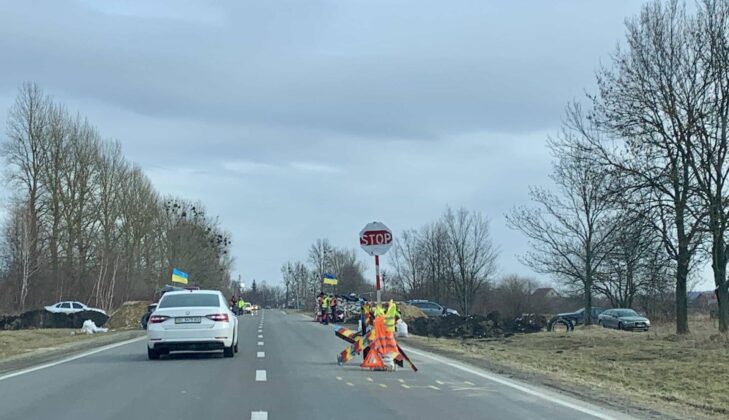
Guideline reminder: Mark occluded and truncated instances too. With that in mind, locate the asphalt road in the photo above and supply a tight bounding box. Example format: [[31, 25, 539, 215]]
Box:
[[0, 310, 634, 420]]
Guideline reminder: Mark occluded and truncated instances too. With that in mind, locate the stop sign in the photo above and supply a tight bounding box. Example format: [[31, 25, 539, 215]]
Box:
[[359, 221, 393, 256]]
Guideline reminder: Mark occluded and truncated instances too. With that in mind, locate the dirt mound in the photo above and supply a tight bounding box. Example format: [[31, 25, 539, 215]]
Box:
[[397, 303, 427, 323], [410, 311, 545, 339], [107, 301, 151, 330], [0, 309, 109, 330]]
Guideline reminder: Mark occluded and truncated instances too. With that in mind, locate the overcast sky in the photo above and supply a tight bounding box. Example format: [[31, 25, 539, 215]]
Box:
[[5, 0, 704, 291]]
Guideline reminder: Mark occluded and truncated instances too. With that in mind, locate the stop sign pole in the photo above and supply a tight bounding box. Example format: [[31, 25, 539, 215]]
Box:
[[359, 222, 393, 305]]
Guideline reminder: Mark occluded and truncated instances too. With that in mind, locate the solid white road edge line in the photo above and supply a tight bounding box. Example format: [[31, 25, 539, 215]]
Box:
[[0, 336, 146, 382], [251, 411, 268, 420], [401, 346, 618, 420], [256, 370, 267, 381]]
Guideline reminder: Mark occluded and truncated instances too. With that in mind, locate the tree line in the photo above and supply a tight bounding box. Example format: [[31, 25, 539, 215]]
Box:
[[509, 0, 729, 334], [280, 239, 370, 309], [0, 83, 235, 313]]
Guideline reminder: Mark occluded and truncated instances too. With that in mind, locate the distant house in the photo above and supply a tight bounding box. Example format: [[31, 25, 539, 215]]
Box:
[[532, 288, 561, 300], [688, 291, 718, 307]]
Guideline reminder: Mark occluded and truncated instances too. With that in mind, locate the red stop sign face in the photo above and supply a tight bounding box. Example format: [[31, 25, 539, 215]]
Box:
[[359, 230, 393, 246], [359, 222, 393, 256]]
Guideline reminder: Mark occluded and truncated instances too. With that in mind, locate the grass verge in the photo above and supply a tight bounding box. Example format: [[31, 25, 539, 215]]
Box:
[[0, 328, 144, 375], [401, 319, 729, 420]]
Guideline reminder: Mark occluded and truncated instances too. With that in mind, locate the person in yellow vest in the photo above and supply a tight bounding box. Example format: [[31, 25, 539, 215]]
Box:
[[237, 297, 245, 316], [321, 294, 330, 325], [384, 300, 398, 334]]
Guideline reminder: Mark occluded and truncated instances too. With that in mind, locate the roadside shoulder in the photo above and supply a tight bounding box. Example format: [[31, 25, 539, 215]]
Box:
[[0, 329, 145, 376], [399, 335, 685, 420]]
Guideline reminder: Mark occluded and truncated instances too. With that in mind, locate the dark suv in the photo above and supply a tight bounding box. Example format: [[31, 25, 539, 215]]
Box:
[[553, 307, 606, 326], [406, 300, 460, 317]]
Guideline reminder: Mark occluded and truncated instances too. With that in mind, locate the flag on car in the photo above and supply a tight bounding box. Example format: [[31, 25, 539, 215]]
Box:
[[171, 268, 189, 285]]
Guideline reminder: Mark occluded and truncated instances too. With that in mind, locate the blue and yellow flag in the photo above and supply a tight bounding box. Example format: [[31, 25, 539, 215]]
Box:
[[322, 273, 338, 286], [171, 268, 189, 285]]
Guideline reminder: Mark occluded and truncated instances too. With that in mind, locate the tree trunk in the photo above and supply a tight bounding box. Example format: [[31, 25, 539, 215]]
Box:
[[676, 249, 690, 334]]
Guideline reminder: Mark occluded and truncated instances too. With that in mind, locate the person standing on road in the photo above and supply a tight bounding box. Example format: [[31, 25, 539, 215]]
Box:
[[321, 294, 330, 325], [329, 294, 337, 323], [237, 297, 245, 316]]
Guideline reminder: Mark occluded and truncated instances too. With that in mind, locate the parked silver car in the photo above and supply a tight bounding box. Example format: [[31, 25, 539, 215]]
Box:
[[598, 308, 650, 331]]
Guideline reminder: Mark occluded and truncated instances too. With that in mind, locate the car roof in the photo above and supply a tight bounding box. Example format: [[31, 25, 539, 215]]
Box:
[[161, 289, 221, 296]]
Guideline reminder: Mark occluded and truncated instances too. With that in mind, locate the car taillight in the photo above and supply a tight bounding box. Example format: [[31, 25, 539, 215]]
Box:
[[149, 315, 169, 324], [206, 313, 229, 322]]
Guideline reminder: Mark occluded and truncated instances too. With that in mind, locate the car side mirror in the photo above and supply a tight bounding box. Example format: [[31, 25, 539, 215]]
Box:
[[148, 304, 158, 312]]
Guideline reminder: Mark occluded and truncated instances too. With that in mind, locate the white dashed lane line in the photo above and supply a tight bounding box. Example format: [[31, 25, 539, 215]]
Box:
[[257, 351, 265, 358], [256, 370, 267, 382], [258, 341, 264, 346], [251, 411, 268, 420], [258, 334, 263, 339]]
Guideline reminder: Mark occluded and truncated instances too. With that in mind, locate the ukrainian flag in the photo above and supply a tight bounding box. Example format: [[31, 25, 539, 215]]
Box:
[[322, 273, 338, 286], [171, 268, 189, 285]]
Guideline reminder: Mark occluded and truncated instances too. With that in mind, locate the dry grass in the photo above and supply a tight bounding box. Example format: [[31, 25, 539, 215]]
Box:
[[405, 318, 729, 419], [0, 329, 98, 360]]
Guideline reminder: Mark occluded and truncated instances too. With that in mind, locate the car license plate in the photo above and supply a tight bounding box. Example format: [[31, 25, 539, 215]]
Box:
[[175, 317, 201, 324]]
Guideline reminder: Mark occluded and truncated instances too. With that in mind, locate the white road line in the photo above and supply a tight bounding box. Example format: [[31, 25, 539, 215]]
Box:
[[0, 336, 146, 382], [251, 411, 268, 420], [258, 341, 264, 346], [258, 334, 263, 339], [257, 351, 265, 358], [402, 346, 618, 420], [258, 329, 262, 333], [256, 370, 267, 382]]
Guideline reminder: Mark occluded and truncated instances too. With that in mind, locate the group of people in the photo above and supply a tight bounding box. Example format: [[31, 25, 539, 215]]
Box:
[[317, 292, 338, 324]]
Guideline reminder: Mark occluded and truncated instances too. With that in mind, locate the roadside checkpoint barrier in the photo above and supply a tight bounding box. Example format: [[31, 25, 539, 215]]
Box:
[[334, 300, 417, 372]]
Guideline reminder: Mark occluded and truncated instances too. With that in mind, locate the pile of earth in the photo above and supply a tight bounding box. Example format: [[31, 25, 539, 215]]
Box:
[[0, 309, 109, 330], [107, 301, 151, 330], [409, 312, 547, 339], [397, 303, 427, 323]]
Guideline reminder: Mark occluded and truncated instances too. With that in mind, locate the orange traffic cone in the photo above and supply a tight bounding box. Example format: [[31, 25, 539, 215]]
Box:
[[360, 347, 384, 369]]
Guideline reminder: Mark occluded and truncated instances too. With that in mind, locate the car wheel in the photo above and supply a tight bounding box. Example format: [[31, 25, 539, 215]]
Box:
[[147, 347, 160, 360], [223, 344, 234, 358], [598, 320, 604, 328]]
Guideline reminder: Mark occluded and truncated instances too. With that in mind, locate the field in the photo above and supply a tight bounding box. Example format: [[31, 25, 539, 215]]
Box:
[[403, 318, 729, 420], [0, 329, 101, 360]]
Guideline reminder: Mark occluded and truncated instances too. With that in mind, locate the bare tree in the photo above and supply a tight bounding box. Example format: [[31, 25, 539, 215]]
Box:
[[442, 207, 498, 316], [1, 82, 50, 293], [507, 133, 619, 325], [389, 229, 424, 296], [589, 0, 706, 334]]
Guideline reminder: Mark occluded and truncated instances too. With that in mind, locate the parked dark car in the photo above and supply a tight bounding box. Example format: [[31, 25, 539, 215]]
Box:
[[406, 300, 460, 317], [598, 308, 651, 331], [549, 307, 606, 329]]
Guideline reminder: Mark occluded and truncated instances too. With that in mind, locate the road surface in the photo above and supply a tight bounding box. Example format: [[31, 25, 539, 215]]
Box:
[[0, 310, 633, 420]]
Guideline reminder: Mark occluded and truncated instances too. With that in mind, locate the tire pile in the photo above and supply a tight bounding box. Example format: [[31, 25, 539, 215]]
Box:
[[410, 312, 547, 339]]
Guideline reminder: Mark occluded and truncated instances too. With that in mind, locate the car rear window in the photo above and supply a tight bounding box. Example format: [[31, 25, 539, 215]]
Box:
[[158, 294, 220, 308]]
